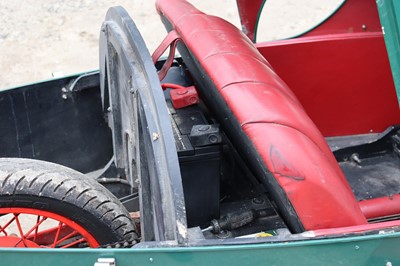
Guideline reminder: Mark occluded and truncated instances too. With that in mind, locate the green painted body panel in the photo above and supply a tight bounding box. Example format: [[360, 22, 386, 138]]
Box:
[[2, 232, 400, 266], [377, 0, 400, 106]]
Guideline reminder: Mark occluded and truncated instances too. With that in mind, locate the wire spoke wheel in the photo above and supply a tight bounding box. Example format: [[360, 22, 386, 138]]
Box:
[[0, 208, 99, 248], [0, 158, 137, 248]]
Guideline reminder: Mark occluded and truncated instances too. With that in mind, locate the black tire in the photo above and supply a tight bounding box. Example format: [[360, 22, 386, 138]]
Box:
[[0, 158, 137, 246]]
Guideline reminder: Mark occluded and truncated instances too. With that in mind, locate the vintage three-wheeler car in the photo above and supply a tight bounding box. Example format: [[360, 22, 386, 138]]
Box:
[[0, 0, 400, 265]]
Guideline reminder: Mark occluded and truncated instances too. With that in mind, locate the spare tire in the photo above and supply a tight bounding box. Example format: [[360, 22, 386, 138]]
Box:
[[0, 158, 137, 248]]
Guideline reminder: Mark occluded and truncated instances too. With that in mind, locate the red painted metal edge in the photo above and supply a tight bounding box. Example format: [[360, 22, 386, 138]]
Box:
[[313, 220, 400, 237], [236, 0, 264, 41], [359, 195, 400, 220]]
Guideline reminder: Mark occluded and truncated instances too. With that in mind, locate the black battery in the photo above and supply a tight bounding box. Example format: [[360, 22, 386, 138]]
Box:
[[168, 102, 221, 228]]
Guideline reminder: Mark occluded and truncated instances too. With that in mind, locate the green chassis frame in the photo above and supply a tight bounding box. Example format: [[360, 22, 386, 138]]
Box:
[[2, 232, 400, 266]]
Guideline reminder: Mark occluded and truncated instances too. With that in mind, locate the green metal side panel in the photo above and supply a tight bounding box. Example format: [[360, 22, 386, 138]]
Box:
[[377, 0, 400, 106], [2, 233, 400, 266]]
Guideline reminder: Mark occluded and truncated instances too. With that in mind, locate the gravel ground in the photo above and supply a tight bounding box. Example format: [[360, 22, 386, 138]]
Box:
[[0, 0, 341, 89]]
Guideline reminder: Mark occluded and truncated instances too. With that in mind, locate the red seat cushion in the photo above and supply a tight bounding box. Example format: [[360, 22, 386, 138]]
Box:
[[156, 0, 367, 230]]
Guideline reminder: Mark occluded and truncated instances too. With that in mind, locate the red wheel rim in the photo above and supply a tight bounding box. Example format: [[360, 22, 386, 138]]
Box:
[[0, 208, 99, 248]]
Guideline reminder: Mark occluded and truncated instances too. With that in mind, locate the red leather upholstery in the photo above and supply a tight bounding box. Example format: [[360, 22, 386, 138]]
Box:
[[156, 0, 367, 230]]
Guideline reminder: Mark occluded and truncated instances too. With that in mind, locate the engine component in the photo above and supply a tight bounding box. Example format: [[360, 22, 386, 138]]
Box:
[[202, 208, 272, 234]]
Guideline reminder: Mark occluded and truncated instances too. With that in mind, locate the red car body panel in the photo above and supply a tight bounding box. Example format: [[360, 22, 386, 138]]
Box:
[[257, 33, 400, 136]]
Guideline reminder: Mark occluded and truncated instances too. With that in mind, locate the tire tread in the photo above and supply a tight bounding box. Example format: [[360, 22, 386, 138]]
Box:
[[0, 158, 137, 245]]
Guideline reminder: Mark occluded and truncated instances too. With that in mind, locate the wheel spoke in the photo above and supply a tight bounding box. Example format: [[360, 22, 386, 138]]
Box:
[[23, 216, 47, 240], [13, 213, 29, 247], [27, 224, 72, 245], [34, 215, 40, 241], [52, 230, 79, 247], [51, 222, 63, 248], [0, 215, 17, 236], [0, 208, 101, 248], [60, 237, 86, 248], [0, 209, 98, 248]]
